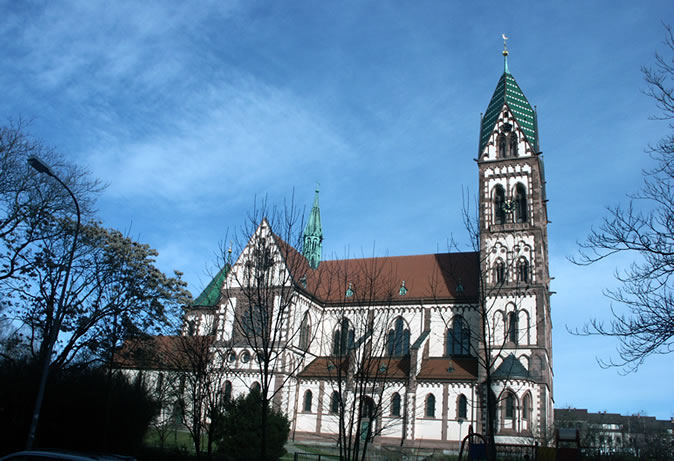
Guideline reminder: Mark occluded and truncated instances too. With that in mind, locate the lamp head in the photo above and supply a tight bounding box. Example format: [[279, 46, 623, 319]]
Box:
[[28, 157, 54, 177]]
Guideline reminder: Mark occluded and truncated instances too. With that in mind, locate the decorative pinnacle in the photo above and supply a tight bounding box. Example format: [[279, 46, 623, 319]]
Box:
[[502, 34, 510, 74]]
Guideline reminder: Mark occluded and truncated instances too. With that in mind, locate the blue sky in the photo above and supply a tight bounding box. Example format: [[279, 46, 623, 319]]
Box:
[[1, 1, 672, 419]]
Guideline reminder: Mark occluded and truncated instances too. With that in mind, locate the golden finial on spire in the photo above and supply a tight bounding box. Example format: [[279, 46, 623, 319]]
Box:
[[502, 34, 510, 74]]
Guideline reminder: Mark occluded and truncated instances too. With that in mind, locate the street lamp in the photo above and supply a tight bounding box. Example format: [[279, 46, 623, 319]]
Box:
[[25, 156, 81, 450]]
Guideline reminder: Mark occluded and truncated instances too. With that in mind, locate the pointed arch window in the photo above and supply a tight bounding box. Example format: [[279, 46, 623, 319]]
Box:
[[508, 312, 519, 345], [458, 394, 468, 419], [303, 390, 313, 412], [299, 312, 311, 351], [515, 183, 528, 223], [522, 394, 531, 421], [333, 317, 355, 356], [391, 393, 401, 417], [425, 394, 436, 418], [330, 391, 340, 414], [494, 259, 506, 285], [387, 316, 410, 357], [498, 133, 507, 158], [447, 316, 470, 356], [224, 380, 232, 402], [517, 257, 529, 284], [505, 392, 516, 419], [251, 381, 261, 393], [508, 132, 518, 157], [494, 185, 506, 224]]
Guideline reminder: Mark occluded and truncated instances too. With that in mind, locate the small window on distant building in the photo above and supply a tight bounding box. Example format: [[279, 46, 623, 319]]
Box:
[[304, 390, 313, 412], [398, 280, 408, 296], [505, 393, 516, 419], [458, 394, 468, 419], [330, 391, 340, 414], [228, 352, 236, 363], [240, 350, 251, 363], [391, 393, 401, 417], [515, 183, 528, 223], [224, 381, 232, 402], [425, 394, 436, 418], [494, 185, 506, 224], [494, 260, 506, 284], [250, 381, 261, 393], [508, 313, 519, 345], [345, 283, 354, 298], [517, 257, 529, 284], [522, 394, 531, 420]]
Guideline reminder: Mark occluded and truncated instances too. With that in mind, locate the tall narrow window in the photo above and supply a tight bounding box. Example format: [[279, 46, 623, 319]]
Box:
[[333, 318, 354, 356], [156, 372, 164, 393], [303, 390, 313, 412], [391, 393, 401, 417], [522, 394, 531, 421], [515, 183, 528, 223], [494, 185, 506, 224], [509, 132, 518, 157], [330, 391, 340, 414], [224, 381, 232, 402], [299, 312, 311, 351], [498, 133, 507, 158], [517, 257, 529, 283], [425, 394, 436, 418], [458, 394, 468, 419], [494, 260, 506, 284], [447, 316, 470, 356], [508, 312, 519, 345], [505, 393, 515, 419], [387, 316, 410, 357]]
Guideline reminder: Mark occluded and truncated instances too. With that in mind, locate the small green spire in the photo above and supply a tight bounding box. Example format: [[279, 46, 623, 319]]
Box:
[[502, 33, 510, 74], [303, 186, 323, 269]]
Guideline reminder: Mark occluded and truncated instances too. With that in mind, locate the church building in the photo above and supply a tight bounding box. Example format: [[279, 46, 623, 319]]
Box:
[[123, 46, 554, 451]]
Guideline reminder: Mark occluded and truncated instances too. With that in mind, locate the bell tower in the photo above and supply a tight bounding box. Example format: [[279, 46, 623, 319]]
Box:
[[477, 39, 553, 439]]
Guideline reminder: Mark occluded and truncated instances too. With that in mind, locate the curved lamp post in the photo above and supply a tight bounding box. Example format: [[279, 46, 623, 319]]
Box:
[[25, 157, 81, 450]]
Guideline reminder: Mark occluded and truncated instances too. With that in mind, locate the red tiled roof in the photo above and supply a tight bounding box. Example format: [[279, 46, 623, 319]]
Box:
[[416, 357, 478, 381], [298, 356, 410, 379], [114, 335, 216, 371], [275, 234, 478, 304]]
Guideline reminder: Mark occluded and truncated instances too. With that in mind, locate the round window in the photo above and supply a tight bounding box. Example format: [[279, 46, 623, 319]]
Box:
[[241, 351, 251, 363], [228, 352, 236, 363]]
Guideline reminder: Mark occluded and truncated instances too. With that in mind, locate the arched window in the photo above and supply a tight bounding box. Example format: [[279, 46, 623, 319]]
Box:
[[224, 380, 232, 402], [505, 392, 516, 419], [330, 391, 340, 414], [508, 312, 519, 345], [522, 394, 531, 421], [458, 394, 468, 419], [517, 257, 529, 284], [425, 394, 436, 418], [509, 132, 518, 157], [333, 317, 355, 356], [303, 390, 313, 412], [515, 183, 528, 223], [391, 393, 401, 417], [447, 316, 470, 356], [250, 381, 261, 393], [494, 185, 506, 224], [494, 259, 506, 284], [156, 372, 164, 393], [387, 316, 410, 357], [299, 312, 311, 351], [242, 304, 266, 336], [498, 133, 507, 158]]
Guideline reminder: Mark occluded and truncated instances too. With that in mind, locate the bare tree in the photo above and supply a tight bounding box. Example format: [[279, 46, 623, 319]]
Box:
[[217, 196, 322, 461], [573, 25, 674, 371], [0, 120, 101, 285], [316, 255, 406, 461]]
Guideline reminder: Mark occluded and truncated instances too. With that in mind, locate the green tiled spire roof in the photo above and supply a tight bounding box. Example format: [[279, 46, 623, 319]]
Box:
[[303, 187, 323, 269], [193, 266, 228, 307], [479, 67, 538, 155]]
